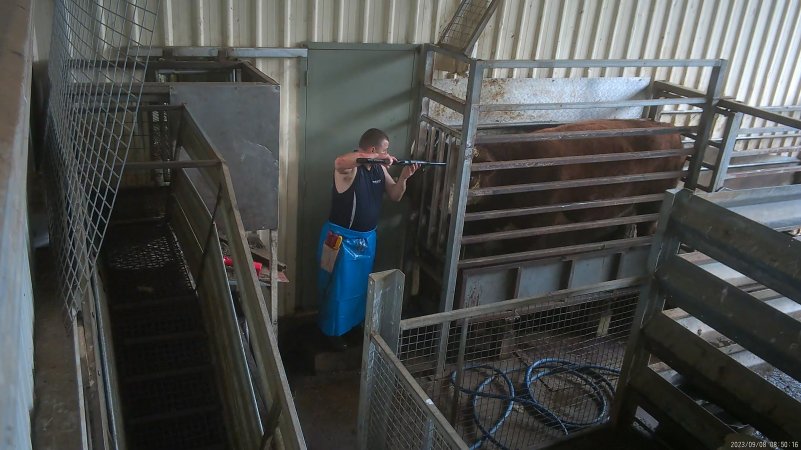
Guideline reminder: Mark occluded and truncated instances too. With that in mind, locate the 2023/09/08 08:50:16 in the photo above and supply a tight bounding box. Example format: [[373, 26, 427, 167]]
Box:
[[730, 442, 800, 448]]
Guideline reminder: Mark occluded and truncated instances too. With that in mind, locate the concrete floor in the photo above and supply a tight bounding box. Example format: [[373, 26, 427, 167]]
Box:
[[31, 247, 83, 450], [278, 317, 365, 450]]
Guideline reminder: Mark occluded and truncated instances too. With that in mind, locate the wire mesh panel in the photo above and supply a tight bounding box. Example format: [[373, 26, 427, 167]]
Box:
[[44, 0, 160, 316], [398, 288, 640, 449], [437, 0, 500, 53], [364, 336, 468, 450]]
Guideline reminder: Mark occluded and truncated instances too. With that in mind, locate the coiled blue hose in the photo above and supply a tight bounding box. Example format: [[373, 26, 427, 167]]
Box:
[[449, 358, 620, 450]]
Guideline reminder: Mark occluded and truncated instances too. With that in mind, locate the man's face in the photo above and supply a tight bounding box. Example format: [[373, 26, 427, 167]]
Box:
[[370, 139, 390, 154]]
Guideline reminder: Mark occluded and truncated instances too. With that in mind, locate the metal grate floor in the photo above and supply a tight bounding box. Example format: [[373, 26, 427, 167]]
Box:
[[101, 201, 229, 450]]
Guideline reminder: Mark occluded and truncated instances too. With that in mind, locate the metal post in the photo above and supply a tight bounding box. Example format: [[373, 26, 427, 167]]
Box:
[[686, 60, 727, 189], [357, 270, 405, 450], [611, 189, 683, 427], [710, 111, 743, 191], [439, 59, 483, 313], [434, 58, 484, 387], [449, 317, 470, 424]]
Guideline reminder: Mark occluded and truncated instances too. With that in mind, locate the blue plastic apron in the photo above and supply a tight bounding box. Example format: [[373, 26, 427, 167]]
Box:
[[317, 221, 377, 336]]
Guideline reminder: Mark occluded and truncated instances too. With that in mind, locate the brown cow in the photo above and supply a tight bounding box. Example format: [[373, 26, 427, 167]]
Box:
[[462, 119, 685, 258]]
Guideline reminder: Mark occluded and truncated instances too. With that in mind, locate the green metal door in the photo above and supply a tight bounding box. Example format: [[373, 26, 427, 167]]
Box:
[[298, 43, 419, 311]]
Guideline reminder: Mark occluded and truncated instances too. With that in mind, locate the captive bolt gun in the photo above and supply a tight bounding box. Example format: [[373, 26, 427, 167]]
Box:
[[356, 158, 446, 167]]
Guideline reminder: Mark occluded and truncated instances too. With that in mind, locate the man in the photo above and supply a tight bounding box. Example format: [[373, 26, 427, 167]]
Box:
[[317, 128, 419, 349]]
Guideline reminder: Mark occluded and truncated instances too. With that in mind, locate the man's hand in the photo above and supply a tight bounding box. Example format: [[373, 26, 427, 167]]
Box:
[[399, 163, 420, 181]]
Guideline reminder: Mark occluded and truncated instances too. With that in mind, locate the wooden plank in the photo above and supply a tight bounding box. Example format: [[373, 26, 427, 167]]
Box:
[[642, 313, 801, 442], [670, 192, 801, 304], [630, 366, 731, 449], [657, 256, 801, 381]]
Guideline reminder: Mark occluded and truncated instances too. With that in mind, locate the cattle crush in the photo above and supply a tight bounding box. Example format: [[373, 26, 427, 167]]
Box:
[[358, 43, 801, 449]]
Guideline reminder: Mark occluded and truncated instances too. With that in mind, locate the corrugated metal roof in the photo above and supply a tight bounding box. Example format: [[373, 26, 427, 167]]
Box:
[[143, 0, 801, 313]]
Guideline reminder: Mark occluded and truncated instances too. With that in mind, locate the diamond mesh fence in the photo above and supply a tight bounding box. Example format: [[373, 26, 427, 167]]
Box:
[[44, 0, 160, 317]]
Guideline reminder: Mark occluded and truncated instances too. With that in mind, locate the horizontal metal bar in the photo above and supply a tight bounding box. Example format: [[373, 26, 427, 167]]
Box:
[[462, 213, 660, 244], [479, 97, 705, 113], [725, 165, 801, 179], [118, 160, 221, 170], [657, 256, 801, 380], [630, 367, 732, 449], [642, 313, 801, 441], [459, 236, 652, 268], [399, 276, 643, 330], [669, 193, 801, 304], [481, 58, 725, 70], [718, 99, 801, 130], [727, 158, 801, 169], [733, 133, 801, 141], [652, 80, 709, 99], [469, 170, 685, 197], [476, 125, 695, 145], [427, 43, 473, 64], [730, 145, 801, 157], [464, 193, 665, 221], [422, 85, 466, 113], [738, 126, 798, 134], [371, 335, 469, 449], [420, 114, 462, 140], [471, 149, 690, 172], [128, 46, 308, 58]]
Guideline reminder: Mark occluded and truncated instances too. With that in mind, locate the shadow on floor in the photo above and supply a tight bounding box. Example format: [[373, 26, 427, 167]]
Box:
[[278, 315, 365, 450], [31, 247, 83, 450]]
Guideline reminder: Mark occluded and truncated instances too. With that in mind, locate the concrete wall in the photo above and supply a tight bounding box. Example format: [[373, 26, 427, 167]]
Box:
[[0, 0, 35, 449]]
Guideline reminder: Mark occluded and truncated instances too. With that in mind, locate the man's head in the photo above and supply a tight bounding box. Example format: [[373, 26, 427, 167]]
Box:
[[359, 128, 390, 153]]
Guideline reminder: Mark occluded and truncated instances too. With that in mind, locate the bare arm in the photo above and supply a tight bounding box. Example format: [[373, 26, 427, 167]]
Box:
[[333, 151, 394, 193], [383, 163, 419, 202]]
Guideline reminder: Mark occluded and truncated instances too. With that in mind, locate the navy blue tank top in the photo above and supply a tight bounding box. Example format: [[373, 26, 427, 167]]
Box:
[[329, 165, 385, 231]]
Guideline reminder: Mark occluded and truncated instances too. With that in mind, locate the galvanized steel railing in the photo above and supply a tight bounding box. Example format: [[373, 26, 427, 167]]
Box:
[[114, 106, 305, 449]]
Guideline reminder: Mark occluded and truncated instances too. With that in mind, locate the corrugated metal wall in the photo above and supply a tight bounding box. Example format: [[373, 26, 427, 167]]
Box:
[[142, 0, 801, 312], [1, 1, 35, 449]]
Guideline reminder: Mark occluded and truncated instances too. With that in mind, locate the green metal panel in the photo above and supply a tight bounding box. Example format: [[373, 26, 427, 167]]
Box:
[[298, 43, 419, 310]]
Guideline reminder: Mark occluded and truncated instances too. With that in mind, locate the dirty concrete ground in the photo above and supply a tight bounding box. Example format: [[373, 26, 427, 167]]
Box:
[[278, 316, 365, 450], [31, 247, 83, 450]]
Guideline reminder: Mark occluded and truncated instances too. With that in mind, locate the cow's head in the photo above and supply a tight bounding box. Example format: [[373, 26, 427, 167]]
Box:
[[467, 146, 495, 207]]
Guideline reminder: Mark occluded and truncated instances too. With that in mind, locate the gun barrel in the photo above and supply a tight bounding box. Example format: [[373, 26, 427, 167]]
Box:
[[356, 158, 446, 166]]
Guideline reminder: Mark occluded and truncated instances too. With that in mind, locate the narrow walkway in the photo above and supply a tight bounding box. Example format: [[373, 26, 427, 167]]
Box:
[[100, 189, 228, 450]]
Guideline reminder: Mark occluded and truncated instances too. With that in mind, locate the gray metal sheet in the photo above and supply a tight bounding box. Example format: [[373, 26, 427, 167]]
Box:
[[171, 83, 280, 230], [430, 77, 651, 126]]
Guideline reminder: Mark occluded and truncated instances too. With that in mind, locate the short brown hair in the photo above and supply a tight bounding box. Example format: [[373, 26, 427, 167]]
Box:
[[359, 128, 389, 149]]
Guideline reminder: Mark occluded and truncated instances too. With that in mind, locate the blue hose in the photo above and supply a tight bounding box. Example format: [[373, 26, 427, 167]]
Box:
[[449, 358, 620, 450]]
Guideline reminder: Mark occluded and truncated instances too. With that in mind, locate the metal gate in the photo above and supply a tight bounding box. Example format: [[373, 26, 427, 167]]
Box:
[[360, 184, 801, 449], [408, 44, 728, 313]]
